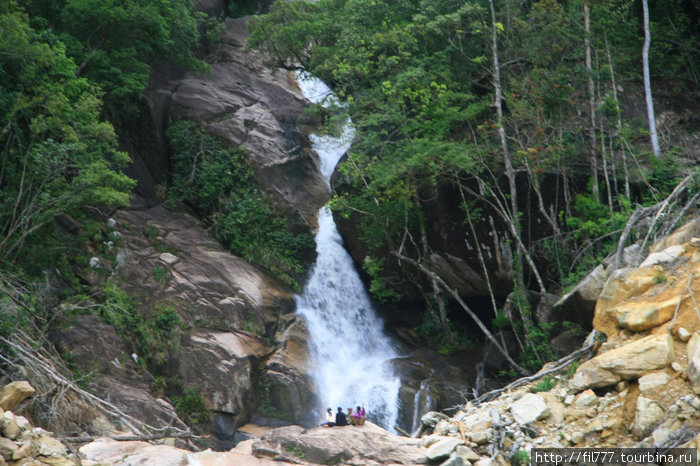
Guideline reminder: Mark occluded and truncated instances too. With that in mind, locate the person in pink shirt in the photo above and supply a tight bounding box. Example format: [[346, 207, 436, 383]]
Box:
[[351, 404, 366, 425]]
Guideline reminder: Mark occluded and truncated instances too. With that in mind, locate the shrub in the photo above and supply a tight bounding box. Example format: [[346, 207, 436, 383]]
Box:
[[165, 121, 313, 290], [533, 376, 556, 392], [172, 388, 211, 425]]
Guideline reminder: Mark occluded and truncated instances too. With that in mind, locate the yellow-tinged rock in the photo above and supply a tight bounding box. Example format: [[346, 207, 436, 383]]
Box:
[[612, 295, 683, 331], [571, 333, 674, 391], [0, 382, 35, 411], [650, 218, 700, 253], [593, 268, 661, 337]]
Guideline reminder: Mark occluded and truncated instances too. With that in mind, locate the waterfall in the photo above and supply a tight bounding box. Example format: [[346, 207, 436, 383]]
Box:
[[295, 72, 401, 431], [410, 381, 436, 434]]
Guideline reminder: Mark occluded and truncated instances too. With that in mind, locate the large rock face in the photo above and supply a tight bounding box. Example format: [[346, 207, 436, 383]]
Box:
[[54, 204, 316, 437], [79, 423, 428, 465], [251, 423, 427, 465], [149, 17, 329, 228], [114, 205, 295, 331], [177, 329, 270, 422], [261, 319, 319, 427]]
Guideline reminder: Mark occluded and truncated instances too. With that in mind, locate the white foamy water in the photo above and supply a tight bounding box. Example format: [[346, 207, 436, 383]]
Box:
[[295, 72, 401, 431]]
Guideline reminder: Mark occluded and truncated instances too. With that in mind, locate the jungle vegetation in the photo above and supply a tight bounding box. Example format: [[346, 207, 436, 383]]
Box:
[[0, 0, 698, 380], [248, 0, 700, 371]]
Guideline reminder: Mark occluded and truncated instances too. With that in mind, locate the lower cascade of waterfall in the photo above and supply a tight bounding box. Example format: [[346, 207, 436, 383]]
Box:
[[295, 72, 401, 431], [410, 380, 437, 434]]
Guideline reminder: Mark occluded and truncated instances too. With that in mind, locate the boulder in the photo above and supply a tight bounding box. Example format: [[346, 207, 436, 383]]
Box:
[[638, 371, 671, 393], [632, 396, 665, 440], [604, 244, 643, 270], [252, 422, 427, 465], [540, 393, 565, 425], [552, 265, 605, 328], [571, 333, 674, 390], [649, 218, 700, 253], [0, 437, 18, 461], [421, 411, 451, 428], [442, 455, 468, 466], [30, 435, 67, 457], [510, 393, 550, 425], [425, 437, 464, 462], [612, 295, 684, 331], [0, 382, 35, 411], [678, 327, 692, 341], [573, 389, 598, 408], [456, 445, 482, 462], [687, 333, 700, 394], [593, 268, 660, 337], [1, 411, 22, 440], [640, 245, 686, 267], [80, 437, 190, 466], [454, 412, 491, 433]]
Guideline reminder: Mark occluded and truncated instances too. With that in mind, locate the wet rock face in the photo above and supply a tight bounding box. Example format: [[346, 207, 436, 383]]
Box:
[[391, 347, 478, 434], [261, 319, 318, 427], [177, 329, 270, 421]]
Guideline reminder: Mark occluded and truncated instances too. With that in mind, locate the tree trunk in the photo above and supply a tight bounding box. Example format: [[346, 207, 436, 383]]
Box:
[[595, 48, 613, 211], [390, 251, 530, 377], [584, 3, 599, 200], [642, 0, 662, 157], [488, 0, 519, 238], [605, 34, 630, 201]]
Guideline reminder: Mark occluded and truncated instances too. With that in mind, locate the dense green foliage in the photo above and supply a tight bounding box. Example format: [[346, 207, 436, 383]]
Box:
[[1, 0, 210, 273], [17, 0, 209, 116], [166, 121, 314, 290], [249, 0, 699, 368], [0, 6, 135, 267]]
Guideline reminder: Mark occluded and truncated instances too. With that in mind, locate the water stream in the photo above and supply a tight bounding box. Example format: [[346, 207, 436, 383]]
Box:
[[295, 72, 401, 431]]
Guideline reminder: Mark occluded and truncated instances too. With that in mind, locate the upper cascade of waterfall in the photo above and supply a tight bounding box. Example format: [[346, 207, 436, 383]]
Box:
[[295, 71, 400, 431], [296, 71, 355, 186]]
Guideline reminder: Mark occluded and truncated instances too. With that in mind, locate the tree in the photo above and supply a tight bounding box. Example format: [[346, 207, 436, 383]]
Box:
[[0, 7, 134, 265], [19, 0, 208, 115], [641, 0, 661, 157]]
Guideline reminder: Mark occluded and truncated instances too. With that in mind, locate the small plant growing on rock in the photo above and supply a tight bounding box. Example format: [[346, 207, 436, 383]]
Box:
[[565, 361, 580, 379], [153, 266, 168, 284], [512, 449, 530, 466], [533, 376, 556, 392], [285, 445, 305, 459], [172, 387, 211, 425]]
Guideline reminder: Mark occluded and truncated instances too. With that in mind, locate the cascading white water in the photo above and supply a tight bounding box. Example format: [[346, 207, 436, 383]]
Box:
[[295, 72, 401, 431], [410, 380, 436, 434]]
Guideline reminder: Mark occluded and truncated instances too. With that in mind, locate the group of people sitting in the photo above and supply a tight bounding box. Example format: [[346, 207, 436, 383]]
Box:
[[321, 405, 366, 427]]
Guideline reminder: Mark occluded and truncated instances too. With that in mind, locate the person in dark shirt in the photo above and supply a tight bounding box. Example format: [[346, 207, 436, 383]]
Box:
[[335, 406, 348, 426]]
